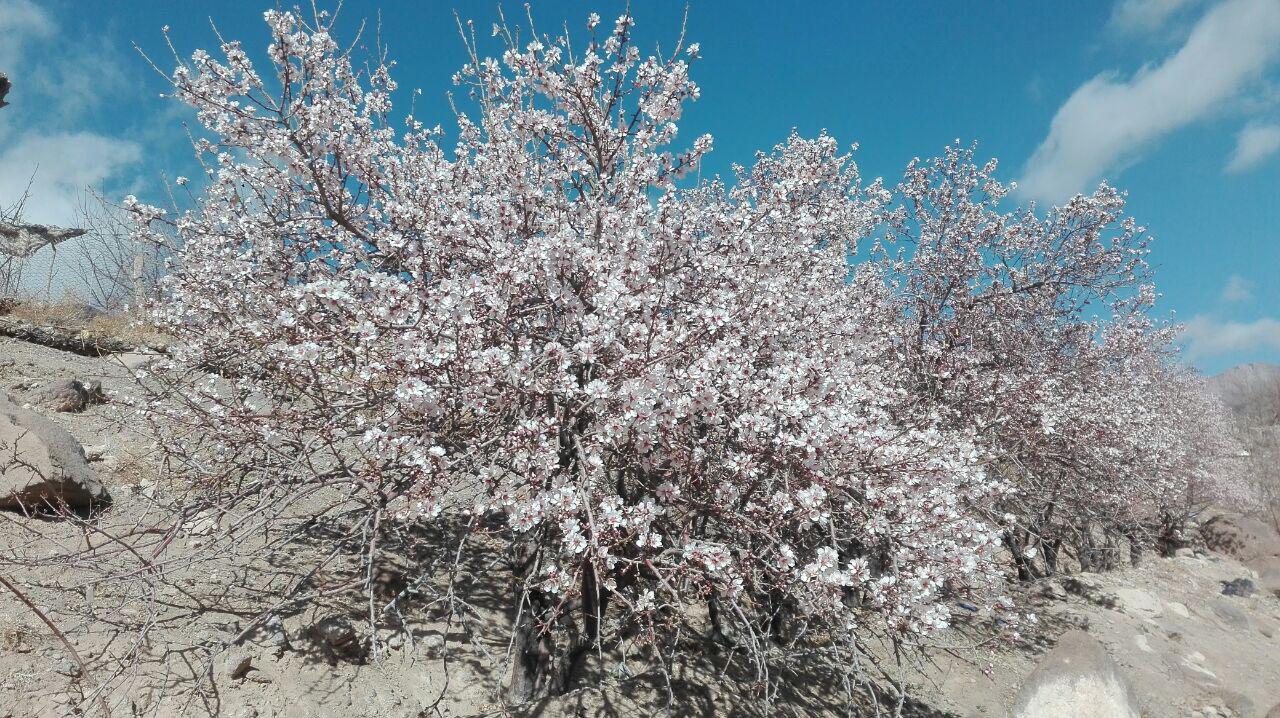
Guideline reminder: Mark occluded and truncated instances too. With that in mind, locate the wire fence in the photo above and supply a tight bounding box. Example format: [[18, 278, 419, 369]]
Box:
[[0, 193, 165, 316]]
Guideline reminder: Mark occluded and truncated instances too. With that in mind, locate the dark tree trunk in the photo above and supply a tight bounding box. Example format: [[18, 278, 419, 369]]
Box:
[[507, 563, 607, 703], [561, 563, 606, 693], [1004, 529, 1042, 581], [508, 587, 560, 703], [1128, 530, 1143, 567], [760, 588, 789, 644], [1043, 538, 1062, 574]]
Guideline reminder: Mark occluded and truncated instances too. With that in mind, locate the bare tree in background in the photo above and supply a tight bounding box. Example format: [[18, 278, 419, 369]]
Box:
[[0, 71, 104, 305], [73, 194, 168, 312]]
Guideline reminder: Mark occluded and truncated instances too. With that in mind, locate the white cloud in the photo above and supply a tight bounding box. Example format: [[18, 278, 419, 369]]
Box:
[[1109, 0, 1204, 35], [0, 132, 141, 225], [1181, 314, 1280, 361], [1021, 0, 1280, 203], [1221, 274, 1255, 302], [0, 2, 152, 301], [1225, 121, 1280, 171], [0, 1, 145, 228], [0, 0, 54, 71]]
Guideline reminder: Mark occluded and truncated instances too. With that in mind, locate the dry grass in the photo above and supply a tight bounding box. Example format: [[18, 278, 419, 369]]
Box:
[[84, 312, 171, 348], [2, 297, 171, 348], [5, 298, 100, 327]]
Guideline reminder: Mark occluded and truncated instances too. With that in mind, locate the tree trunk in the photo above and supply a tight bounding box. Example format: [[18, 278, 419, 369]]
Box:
[[507, 563, 605, 703], [1004, 529, 1042, 581], [508, 587, 560, 703], [0, 315, 142, 356], [1127, 530, 1143, 567], [1043, 538, 1062, 575]]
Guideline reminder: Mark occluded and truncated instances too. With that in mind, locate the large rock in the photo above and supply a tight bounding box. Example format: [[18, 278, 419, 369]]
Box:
[[0, 393, 109, 511], [29, 378, 105, 413], [1201, 511, 1280, 571], [1011, 631, 1141, 718]]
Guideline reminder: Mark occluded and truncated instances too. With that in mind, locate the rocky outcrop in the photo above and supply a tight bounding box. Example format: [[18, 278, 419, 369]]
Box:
[[1207, 363, 1280, 426], [1011, 631, 1141, 718], [1202, 511, 1280, 601], [0, 223, 87, 259], [0, 393, 108, 511], [1202, 511, 1280, 563]]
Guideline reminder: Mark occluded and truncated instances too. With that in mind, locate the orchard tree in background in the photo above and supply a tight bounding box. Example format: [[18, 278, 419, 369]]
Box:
[[875, 148, 1244, 577], [125, 5, 1243, 710]]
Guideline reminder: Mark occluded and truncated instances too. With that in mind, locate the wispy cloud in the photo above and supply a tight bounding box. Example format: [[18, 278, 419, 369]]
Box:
[[1181, 314, 1280, 361], [0, 0, 143, 227], [1021, 0, 1280, 203], [1108, 0, 1204, 35], [1225, 121, 1280, 172], [1221, 274, 1255, 302], [0, 132, 141, 221], [0, 0, 54, 72]]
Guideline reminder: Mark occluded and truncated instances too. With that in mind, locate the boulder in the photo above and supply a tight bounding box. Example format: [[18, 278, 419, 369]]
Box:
[[1221, 578, 1258, 598], [0, 393, 109, 511], [1011, 631, 1141, 718], [1201, 511, 1280, 570], [1113, 587, 1162, 619], [29, 378, 105, 413]]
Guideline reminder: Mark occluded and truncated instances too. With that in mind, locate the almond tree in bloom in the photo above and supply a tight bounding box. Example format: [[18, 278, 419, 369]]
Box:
[[123, 5, 1242, 710], [127, 9, 1003, 704], [877, 146, 1243, 577]]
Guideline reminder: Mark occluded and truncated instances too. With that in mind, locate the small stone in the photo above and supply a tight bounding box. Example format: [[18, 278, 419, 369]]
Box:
[[306, 615, 368, 663], [184, 511, 219, 536], [116, 351, 163, 372], [246, 614, 291, 657], [224, 651, 253, 680], [1174, 547, 1196, 558]]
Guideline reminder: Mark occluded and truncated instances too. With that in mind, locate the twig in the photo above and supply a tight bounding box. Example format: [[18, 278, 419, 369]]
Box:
[[0, 572, 112, 717]]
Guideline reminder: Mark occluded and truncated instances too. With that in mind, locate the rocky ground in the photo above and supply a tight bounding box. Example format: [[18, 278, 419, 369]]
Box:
[[0, 332, 1278, 717]]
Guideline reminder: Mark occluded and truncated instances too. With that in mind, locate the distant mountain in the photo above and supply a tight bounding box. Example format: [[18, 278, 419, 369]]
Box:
[[1207, 363, 1280, 427]]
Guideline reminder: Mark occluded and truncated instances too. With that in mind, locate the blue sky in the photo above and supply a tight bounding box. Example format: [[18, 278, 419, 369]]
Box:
[[1, 0, 1278, 373]]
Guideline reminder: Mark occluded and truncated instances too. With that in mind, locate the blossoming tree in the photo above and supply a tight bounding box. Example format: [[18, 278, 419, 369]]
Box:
[[126, 6, 1241, 709], [876, 146, 1243, 576]]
